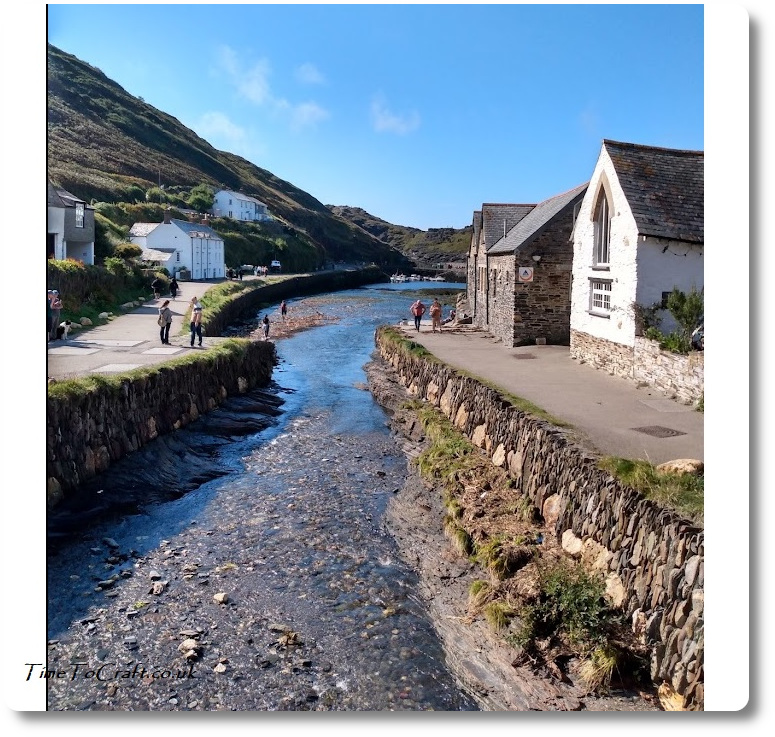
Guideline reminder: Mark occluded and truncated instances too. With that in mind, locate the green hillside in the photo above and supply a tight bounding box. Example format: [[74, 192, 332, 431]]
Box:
[[47, 44, 412, 271], [328, 206, 472, 268]]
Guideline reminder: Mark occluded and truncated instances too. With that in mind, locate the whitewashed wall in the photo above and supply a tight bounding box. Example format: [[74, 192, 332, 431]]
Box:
[[570, 146, 640, 347]]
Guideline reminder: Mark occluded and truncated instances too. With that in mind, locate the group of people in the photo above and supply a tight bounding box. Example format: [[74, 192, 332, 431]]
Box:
[[410, 298, 453, 333], [157, 296, 203, 347]]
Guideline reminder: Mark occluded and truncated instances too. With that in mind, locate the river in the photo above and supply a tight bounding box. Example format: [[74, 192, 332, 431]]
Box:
[[46, 281, 478, 711]]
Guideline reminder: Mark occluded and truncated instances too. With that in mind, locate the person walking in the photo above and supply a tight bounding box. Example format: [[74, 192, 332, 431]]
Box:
[[262, 314, 270, 340], [169, 276, 179, 300], [49, 290, 63, 341], [410, 299, 426, 332], [429, 298, 443, 333], [189, 297, 203, 347], [280, 300, 288, 320], [151, 276, 163, 300], [158, 300, 173, 344]]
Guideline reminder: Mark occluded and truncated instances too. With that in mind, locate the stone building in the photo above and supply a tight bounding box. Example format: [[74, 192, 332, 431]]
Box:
[[467, 184, 588, 346], [569, 140, 703, 376], [466, 203, 534, 326]]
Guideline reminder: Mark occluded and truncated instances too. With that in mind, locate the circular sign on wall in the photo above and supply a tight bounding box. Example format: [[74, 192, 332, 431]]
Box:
[[518, 267, 534, 283]]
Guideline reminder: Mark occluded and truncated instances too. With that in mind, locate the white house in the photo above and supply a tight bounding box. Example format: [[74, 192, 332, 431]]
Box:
[[569, 139, 704, 378], [211, 189, 271, 222], [47, 180, 95, 264], [130, 211, 226, 280]]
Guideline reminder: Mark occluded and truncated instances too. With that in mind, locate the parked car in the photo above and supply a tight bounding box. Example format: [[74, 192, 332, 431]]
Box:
[[270, 260, 282, 272]]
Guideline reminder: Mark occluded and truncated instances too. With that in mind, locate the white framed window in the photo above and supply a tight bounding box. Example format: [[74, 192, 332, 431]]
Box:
[[590, 279, 612, 314], [593, 191, 610, 266], [75, 202, 85, 228]]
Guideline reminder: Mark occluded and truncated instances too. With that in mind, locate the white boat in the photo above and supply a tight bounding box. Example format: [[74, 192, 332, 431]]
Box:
[[390, 273, 407, 283], [429, 275, 445, 282]]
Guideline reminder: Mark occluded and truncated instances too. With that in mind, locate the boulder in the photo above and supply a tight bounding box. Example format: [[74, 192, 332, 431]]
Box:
[[656, 459, 704, 477]]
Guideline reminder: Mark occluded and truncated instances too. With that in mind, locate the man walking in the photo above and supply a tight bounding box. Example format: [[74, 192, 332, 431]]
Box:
[[410, 299, 426, 331]]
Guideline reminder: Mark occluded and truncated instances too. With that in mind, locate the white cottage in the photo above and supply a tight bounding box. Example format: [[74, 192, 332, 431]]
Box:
[[570, 139, 703, 378], [47, 181, 95, 264], [130, 211, 225, 280], [211, 189, 271, 222]]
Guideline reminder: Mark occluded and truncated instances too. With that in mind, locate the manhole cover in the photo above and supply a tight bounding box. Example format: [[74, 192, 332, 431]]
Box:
[[513, 353, 537, 359], [631, 425, 687, 438]]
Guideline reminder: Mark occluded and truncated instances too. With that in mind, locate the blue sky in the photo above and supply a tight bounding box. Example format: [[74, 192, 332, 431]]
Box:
[[44, 3, 706, 230]]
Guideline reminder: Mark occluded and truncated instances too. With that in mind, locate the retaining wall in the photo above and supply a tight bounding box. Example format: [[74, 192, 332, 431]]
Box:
[[375, 326, 704, 709], [46, 341, 276, 508]]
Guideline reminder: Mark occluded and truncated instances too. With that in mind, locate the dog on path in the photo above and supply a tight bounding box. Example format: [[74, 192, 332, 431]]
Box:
[[56, 320, 73, 340]]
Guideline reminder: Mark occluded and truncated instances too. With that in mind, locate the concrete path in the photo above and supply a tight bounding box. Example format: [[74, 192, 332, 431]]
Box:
[[46, 279, 235, 380], [397, 321, 704, 466]]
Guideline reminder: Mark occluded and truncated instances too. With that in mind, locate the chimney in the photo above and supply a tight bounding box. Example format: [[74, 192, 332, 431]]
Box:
[[200, 213, 209, 226], [163, 208, 172, 225]]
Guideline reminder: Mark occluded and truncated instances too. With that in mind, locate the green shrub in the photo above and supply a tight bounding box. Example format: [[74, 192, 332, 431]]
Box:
[[514, 559, 614, 653]]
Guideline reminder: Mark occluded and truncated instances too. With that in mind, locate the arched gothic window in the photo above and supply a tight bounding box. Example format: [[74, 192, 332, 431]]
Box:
[[593, 189, 611, 266]]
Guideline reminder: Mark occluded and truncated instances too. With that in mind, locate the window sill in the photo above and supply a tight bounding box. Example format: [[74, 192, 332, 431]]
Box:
[[591, 265, 610, 271], [587, 310, 611, 319]]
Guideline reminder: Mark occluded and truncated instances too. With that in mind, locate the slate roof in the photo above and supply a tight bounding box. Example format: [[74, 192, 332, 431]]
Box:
[[481, 204, 535, 250], [140, 248, 175, 262], [129, 218, 223, 240], [488, 182, 589, 255], [48, 180, 91, 209], [171, 218, 223, 240], [604, 139, 704, 244], [217, 189, 268, 207], [129, 223, 158, 237]]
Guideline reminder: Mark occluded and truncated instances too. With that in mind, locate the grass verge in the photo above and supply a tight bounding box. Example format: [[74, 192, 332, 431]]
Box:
[[598, 456, 704, 523]]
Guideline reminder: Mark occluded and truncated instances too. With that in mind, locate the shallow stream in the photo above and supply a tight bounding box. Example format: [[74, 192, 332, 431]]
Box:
[[46, 282, 476, 711]]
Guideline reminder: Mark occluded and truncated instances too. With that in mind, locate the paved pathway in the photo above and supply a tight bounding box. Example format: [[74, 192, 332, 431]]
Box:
[[397, 321, 704, 466], [46, 279, 233, 380]]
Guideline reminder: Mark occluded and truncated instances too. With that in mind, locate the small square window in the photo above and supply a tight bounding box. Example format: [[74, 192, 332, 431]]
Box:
[[590, 279, 612, 314]]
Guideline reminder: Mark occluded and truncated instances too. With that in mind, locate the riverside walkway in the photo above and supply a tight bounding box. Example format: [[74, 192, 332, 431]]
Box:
[[397, 322, 704, 466], [46, 278, 248, 381]]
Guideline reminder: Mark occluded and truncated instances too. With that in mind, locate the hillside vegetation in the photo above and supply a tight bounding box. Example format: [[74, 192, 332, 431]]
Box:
[[47, 44, 413, 272], [329, 206, 472, 268]]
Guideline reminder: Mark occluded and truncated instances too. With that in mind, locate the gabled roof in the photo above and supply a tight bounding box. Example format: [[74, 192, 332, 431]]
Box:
[[488, 182, 588, 255], [129, 218, 223, 240], [129, 223, 158, 237], [481, 204, 535, 250], [216, 189, 268, 207], [603, 139, 703, 244]]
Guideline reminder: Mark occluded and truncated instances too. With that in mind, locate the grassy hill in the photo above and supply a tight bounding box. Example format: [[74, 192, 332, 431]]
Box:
[[47, 44, 412, 271], [328, 206, 472, 269]]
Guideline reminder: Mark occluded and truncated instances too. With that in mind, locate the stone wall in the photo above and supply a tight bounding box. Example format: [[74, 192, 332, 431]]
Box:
[[46, 340, 276, 508], [634, 337, 704, 404], [375, 326, 704, 709], [571, 329, 704, 404], [203, 267, 386, 337]]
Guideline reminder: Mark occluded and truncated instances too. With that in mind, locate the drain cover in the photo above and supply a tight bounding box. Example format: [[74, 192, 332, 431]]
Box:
[[513, 353, 537, 359], [631, 425, 687, 438]]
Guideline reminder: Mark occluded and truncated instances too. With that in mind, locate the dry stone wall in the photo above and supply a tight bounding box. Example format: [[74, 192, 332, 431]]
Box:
[[46, 341, 276, 508], [375, 327, 704, 709]]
